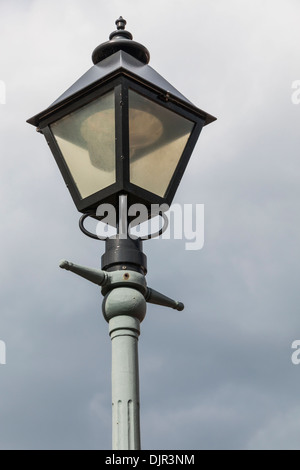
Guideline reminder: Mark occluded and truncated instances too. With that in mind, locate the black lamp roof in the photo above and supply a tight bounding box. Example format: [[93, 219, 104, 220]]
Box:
[[27, 50, 216, 127], [27, 17, 216, 127]]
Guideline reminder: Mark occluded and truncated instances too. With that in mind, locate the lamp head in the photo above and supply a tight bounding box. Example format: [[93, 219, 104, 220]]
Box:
[[27, 18, 216, 217]]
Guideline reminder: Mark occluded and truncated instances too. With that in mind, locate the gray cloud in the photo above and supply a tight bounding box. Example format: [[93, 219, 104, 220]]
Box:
[[0, 0, 300, 450]]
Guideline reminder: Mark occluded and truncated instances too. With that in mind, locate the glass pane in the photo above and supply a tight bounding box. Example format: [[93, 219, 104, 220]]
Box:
[[129, 90, 194, 197], [51, 91, 115, 199]]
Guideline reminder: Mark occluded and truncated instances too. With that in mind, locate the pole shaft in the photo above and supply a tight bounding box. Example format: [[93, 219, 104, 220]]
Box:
[[118, 194, 128, 237], [109, 315, 141, 450]]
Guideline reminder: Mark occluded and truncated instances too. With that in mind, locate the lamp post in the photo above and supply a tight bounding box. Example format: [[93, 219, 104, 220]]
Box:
[[27, 17, 216, 450]]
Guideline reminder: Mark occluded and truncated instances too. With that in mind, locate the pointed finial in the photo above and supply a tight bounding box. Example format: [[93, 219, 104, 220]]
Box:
[[116, 16, 126, 30], [109, 16, 133, 40], [92, 17, 150, 65]]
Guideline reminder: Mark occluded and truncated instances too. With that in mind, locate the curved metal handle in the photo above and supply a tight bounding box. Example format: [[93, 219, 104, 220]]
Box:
[[79, 213, 108, 241], [139, 212, 169, 240]]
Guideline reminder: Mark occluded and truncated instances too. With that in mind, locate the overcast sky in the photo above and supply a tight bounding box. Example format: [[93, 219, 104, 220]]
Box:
[[1, 0, 300, 450]]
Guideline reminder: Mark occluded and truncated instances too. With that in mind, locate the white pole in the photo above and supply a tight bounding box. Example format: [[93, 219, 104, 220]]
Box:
[[103, 286, 146, 450], [109, 315, 141, 450], [60, 260, 183, 450]]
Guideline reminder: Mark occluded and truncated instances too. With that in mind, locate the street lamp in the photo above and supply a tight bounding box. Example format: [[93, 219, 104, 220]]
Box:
[[27, 17, 216, 450]]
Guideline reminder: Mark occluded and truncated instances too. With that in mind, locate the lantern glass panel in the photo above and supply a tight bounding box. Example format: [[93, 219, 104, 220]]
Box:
[[50, 90, 116, 199], [129, 89, 194, 197]]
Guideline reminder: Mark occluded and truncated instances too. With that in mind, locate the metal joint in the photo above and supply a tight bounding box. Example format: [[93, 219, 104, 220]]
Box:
[[101, 270, 147, 297]]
